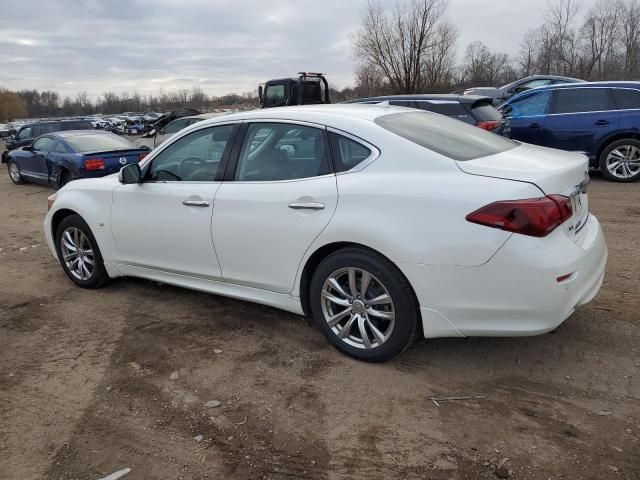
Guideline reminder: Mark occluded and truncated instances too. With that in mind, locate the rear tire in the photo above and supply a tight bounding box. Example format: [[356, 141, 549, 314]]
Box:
[[309, 247, 420, 362], [599, 138, 640, 182], [7, 160, 25, 185], [58, 169, 73, 188], [55, 214, 109, 289]]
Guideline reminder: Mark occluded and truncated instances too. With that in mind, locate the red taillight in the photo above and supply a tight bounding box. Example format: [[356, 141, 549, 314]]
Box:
[[476, 120, 499, 131], [84, 158, 105, 171], [139, 152, 148, 162], [466, 195, 573, 237]]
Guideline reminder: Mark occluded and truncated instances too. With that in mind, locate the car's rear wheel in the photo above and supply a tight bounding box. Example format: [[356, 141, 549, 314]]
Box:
[[58, 169, 73, 188], [599, 139, 640, 182], [309, 248, 420, 362], [7, 160, 25, 185], [55, 214, 109, 288]]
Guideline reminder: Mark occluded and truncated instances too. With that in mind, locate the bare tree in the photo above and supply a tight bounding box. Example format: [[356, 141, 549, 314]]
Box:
[[580, 0, 623, 79], [353, 0, 455, 94], [461, 41, 511, 86], [620, 0, 640, 79]]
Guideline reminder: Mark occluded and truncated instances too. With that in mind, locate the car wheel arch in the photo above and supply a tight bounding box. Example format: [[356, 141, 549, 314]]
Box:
[[298, 241, 423, 336], [51, 208, 82, 240]]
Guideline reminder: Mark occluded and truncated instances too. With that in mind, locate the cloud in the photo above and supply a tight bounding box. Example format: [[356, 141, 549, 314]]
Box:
[[0, 0, 593, 100]]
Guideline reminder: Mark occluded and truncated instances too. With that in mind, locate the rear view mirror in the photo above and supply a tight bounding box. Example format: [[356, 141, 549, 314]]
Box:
[[119, 163, 142, 184]]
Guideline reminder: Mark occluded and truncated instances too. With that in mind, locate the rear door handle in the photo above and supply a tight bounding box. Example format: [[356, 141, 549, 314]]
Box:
[[528, 123, 541, 129], [182, 200, 210, 207], [595, 120, 610, 126], [288, 202, 325, 210]]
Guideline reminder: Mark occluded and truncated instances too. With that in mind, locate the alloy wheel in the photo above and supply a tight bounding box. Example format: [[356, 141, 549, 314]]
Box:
[[60, 227, 95, 281], [9, 162, 20, 183], [320, 267, 395, 349], [606, 145, 640, 179]]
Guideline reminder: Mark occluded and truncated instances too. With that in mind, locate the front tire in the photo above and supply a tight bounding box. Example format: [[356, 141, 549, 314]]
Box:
[[599, 139, 640, 182], [7, 160, 25, 185], [309, 248, 420, 362], [55, 214, 109, 288]]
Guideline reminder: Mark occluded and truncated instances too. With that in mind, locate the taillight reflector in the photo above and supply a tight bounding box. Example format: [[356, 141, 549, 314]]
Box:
[[466, 195, 573, 237], [476, 120, 499, 131], [84, 158, 105, 171]]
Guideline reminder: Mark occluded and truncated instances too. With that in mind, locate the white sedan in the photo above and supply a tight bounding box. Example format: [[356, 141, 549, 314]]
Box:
[[44, 105, 607, 362]]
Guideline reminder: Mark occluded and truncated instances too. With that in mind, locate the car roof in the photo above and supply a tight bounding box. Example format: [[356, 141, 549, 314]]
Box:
[[53, 130, 113, 139], [504, 81, 640, 104], [343, 94, 492, 104], [516, 74, 584, 82]]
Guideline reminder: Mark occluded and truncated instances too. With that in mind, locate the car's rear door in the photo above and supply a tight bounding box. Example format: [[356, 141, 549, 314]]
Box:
[[211, 121, 338, 293], [544, 87, 619, 155], [500, 89, 552, 145], [110, 123, 238, 278]]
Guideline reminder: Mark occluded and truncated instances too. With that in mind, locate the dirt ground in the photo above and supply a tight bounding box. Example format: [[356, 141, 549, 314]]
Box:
[[0, 156, 638, 480]]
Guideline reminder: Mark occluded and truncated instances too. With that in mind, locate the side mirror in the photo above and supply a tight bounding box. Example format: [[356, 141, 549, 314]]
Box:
[[258, 85, 264, 104], [23, 144, 33, 151], [119, 163, 142, 184]]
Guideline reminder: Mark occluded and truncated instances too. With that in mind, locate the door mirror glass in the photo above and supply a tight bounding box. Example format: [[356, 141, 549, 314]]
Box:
[[119, 163, 142, 184]]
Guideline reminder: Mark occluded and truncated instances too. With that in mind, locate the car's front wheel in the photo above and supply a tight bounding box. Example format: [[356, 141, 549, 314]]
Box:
[[55, 214, 109, 288], [309, 248, 420, 362], [599, 139, 640, 182], [7, 160, 25, 185]]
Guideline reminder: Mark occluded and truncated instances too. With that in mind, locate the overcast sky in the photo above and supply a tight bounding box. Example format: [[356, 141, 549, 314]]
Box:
[[0, 0, 591, 100]]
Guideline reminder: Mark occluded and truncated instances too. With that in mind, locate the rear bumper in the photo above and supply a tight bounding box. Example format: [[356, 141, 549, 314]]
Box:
[[402, 214, 607, 338]]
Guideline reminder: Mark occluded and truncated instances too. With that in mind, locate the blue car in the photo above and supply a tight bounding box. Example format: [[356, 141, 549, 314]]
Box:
[[499, 81, 640, 182], [6, 130, 150, 188]]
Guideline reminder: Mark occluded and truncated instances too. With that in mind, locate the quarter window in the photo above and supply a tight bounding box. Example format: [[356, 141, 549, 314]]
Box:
[[553, 88, 613, 114], [235, 123, 330, 181], [147, 124, 234, 182], [612, 88, 640, 110], [329, 132, 372, 172]]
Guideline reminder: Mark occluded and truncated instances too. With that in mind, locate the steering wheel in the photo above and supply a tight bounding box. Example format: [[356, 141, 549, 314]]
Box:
[[178, 156, 206, 180]]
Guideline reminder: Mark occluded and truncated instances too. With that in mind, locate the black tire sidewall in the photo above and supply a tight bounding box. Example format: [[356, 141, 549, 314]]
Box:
[[55, 214, 108, 288], [599, 139, 640, 182], [309, 248, 419, 362]]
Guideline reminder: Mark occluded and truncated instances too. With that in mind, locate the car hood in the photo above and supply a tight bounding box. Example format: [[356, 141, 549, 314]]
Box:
[[457, 142, 589, 194]]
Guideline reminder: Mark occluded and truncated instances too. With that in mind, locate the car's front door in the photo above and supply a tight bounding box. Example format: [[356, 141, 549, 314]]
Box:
[[212, 121, 338, 293], [110, 123, 238, 278], [25, 136, 56, 184], [501, 89, 552, 145], [543, 87, 619, 154]]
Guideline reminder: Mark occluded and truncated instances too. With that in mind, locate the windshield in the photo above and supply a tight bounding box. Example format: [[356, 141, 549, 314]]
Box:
[[375, 111, 516, 161], [66, 134, 135, 153]]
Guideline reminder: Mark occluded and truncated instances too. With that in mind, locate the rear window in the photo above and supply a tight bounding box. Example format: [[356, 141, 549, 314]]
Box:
[[471, 102, 502, 121], [66, 134, 134, 153], [375, 111, 516, 161], [552, 88, 613, 114], [612, 88, 640, 109]]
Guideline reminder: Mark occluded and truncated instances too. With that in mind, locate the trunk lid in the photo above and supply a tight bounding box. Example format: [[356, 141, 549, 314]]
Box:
[[458, 142, 591, 242], [83, 149, 145, 175]]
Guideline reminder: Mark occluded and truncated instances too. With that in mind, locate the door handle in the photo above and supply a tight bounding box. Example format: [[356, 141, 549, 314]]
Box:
[[182, 200, 210, 207], [528, 123, 541, 129], [594, 120, 610, 126], [288, 202, 325, 210]]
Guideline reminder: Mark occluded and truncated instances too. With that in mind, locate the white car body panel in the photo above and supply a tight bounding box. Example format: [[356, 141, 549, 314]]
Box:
[[44, 104, 607, 339]]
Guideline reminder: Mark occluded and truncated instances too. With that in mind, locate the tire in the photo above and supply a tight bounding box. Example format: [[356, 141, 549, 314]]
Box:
[[7, 160, 25, 185], [58, 169, 73, 188], [599, 138, 640, 182], [309, 247, 420, 362], [55, 214, 109, 288]]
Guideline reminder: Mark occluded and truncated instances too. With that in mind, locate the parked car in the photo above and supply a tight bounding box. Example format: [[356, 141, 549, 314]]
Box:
[[136, 112, 226, 149], [44, 105, 606, 362], [0, 123, 14, 139], [499, 81, 640, 182], [1, 119, 93, 163], [6, 130, 150, 188], [343, 94, 506, 132], [462, 75, 584, 106]]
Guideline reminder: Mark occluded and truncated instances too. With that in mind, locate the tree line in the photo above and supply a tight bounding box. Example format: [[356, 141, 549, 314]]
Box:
[[2, 0, 639, 122]]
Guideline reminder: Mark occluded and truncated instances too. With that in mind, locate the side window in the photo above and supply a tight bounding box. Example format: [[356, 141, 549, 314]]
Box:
[[264, 85, 286, 108], [147, 125, 235, 182], [612, 88, 640, 110], [163, 119, 187, 135], [329, 132, 372, 172], [18, 127, 32, 140], [552, 88, 612, 114], [235, 123, 330, 181], [503, 90, 552, 118], [32, 137, 55, 152], [54, 141, 69, 154]]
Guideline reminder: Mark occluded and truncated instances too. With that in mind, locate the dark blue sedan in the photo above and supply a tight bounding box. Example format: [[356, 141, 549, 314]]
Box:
[[6, 130, 150, 188], [499, 81, 640, 182]]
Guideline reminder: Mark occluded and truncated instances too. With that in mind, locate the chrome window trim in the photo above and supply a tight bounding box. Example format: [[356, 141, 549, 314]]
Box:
[[548, 86, 640, 115]]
